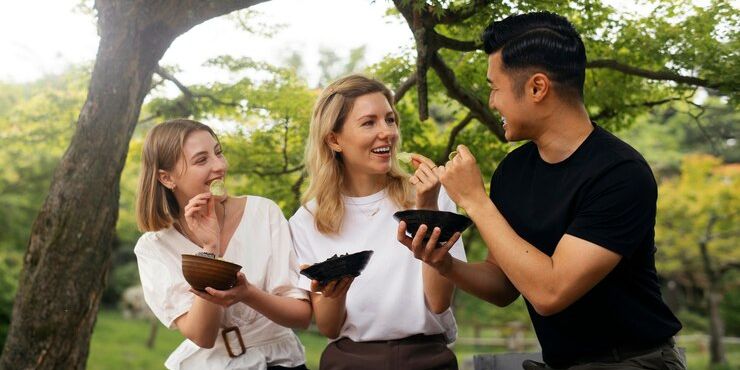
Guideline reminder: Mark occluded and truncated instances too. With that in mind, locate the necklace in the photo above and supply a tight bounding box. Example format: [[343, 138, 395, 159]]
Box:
[[344, 196, 381, 218]]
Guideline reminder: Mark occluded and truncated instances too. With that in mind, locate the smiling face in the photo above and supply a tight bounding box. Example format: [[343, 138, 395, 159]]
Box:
[[329, 92, 398, 180], [487, 51, 539, 142], [160, 130, 228, 204]]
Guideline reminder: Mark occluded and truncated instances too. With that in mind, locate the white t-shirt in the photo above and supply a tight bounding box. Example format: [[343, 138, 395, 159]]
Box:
[[135, 196, 308, 370], [289, 188, 467, 343]]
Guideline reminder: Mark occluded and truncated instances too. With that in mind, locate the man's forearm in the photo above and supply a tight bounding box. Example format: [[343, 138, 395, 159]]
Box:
[[464, 200, 558, 308], [444, 258, 520, 307]]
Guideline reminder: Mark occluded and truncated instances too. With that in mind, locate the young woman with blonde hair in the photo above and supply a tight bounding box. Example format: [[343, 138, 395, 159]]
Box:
[[134, 119, 310, 370], [290, 75, 467, 370]]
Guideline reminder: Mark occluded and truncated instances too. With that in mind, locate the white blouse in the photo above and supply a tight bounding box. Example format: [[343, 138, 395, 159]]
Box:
[[289, 188, 467, 344], [135, 196, 308, 370]]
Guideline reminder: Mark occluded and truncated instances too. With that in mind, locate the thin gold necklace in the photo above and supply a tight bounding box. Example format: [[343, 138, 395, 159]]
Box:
[[344, 195, 381, 218]]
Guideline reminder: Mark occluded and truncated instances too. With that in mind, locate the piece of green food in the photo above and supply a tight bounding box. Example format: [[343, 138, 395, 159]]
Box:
[[209, 179, 225, 196], [448, 150, 458, 160], [398, 152, 413, 163]]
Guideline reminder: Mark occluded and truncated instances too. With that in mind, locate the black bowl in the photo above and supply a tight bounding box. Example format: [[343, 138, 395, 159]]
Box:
[[300, 250, 374, 286], [393, 209, 473, 245]]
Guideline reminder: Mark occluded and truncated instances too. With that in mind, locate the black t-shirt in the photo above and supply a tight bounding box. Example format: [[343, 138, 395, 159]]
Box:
[[489, 125, 682, 367]]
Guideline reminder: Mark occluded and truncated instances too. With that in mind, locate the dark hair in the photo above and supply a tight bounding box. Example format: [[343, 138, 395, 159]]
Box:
[[482, 12, 586, 101]]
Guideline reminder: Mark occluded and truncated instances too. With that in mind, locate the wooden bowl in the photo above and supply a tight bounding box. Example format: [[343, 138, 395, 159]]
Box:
[[393, 209, 473, 245], [181, 254, 242, 291]]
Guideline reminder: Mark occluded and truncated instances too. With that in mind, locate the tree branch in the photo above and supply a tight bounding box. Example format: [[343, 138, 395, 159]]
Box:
[[684, 99, 721, 156], [719, 261, 740, 276], [432, 32, 480, 52], [394, 74, 417, 104], [252, 165, 304, 177], [414, 10, 430, 121], [429, 51, 505, 141], [436, 0, 496, 24], [291, 171, 307, 209], [281, 117, 290, 172], [155, 65, 240, 108], [591, 97, 682, 121], [441, 113, 474, 163], [587, 59, 723, 89], [699, 214, 719, 283], [175, 0, 271, 34]]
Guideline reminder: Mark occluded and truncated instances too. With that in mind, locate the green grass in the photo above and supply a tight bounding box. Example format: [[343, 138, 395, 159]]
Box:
[[87, 311, 186, 370], [87, 310, 328, 370], [89, 310, 739, 370]]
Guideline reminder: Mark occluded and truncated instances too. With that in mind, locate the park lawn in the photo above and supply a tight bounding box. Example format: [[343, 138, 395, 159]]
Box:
[[89, 310, 739, 370], [87, 310, 327, 370]]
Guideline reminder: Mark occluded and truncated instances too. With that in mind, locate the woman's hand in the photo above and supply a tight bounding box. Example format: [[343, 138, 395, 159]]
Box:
[[183, 192, 220, 253], [312, 276, 354, 299], [397, 221, 460, 275], [409, 153, 441, 210], [189, 272, 252, 308], [300, 264, 354, 300]]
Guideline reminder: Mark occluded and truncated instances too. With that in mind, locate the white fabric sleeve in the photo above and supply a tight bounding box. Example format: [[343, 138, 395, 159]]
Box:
[[134, 235, 193, 329], [264, 200, 309, 300], [288, 208, 319, 292], [439, 186, 468, 262]]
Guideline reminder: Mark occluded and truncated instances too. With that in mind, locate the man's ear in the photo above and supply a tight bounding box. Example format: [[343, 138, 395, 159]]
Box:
[[529, 73, 550, 103], [158, 169, 175, 190], [325, 132, 342, 153]]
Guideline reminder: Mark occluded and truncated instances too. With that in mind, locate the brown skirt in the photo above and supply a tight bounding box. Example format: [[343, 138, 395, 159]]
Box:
[[320, 334, 458, 370]]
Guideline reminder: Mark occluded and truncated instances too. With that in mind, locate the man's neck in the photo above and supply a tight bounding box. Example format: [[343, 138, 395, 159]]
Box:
[[532, 104, 593, 164]]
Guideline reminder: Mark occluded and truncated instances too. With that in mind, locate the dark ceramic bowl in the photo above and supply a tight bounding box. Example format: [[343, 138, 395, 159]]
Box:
[[182, 254, 242, 291], [393, 209, 473, 245], [300, 250, 374, 286]]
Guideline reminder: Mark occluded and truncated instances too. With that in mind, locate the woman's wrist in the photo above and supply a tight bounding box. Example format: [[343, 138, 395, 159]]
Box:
[[201, 241, 220, 254], [415, 201, 439, 210], [241, 282, 259, 305]]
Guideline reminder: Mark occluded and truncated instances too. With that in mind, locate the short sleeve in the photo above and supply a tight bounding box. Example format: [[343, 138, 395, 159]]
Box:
[[566, 161, 657, 257], [264, 201, 309, 300], [438, 187, 468, 262], [289, 207, 319, 292], [134, 235, 193, 329]]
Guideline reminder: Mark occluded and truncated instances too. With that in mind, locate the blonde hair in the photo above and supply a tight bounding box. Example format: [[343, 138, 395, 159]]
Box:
[[136, 119, 219, 232], [303, 74, 413, 234]]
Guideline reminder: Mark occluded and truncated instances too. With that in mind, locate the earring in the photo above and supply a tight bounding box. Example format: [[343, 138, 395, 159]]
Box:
[[334, 147, 342, 153]]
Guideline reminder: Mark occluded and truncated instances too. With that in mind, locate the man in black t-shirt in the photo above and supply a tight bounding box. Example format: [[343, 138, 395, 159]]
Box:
[[399, 12, 685, 369]]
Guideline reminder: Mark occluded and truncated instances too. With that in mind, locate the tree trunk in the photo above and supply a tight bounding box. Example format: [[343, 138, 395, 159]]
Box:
[[146, 319, 159, 349], [0, 1, 267, 369], [698, 215, 727, 366], [706, 289, 726, 365]]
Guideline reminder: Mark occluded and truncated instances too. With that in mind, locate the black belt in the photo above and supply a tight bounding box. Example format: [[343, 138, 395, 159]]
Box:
[[569, 338, 674, 366]]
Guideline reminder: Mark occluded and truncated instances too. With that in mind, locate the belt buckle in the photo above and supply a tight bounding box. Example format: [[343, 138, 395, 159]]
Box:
[[222, 326, 246, 358]]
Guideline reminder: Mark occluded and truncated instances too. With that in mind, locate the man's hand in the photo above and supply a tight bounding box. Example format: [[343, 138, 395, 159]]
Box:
[[437, 145, 488, 211]]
